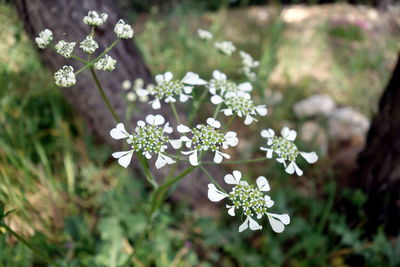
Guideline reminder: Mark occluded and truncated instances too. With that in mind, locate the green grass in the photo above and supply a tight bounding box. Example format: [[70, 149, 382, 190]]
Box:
[[1, 2, 400, 266]]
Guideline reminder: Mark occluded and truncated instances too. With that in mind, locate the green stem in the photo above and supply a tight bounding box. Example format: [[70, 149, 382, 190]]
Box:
[[188, 88, 209, 124], [70, 54, 88, 64], [201, 157, 268, 165], [199, 164, 226, 193], [169, 102, 181, 125], [213, 103, 222, 120], [1, 224, 62, 267], [90, 67, 120, 122]]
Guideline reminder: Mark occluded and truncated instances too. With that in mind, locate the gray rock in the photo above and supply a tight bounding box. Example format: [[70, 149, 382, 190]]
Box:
[[299, 121, 329, 155], [328, 107, 370, 142], [293, 94, 336, 117]]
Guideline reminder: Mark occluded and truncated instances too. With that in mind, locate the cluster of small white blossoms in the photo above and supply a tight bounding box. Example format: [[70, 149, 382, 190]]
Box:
[[54, 40, 76, 58], [110, 114, 176, 169], [171, 118, 239, 165], [35, 11, 134, 88], [137, 72, 207, 109], [260, 127, 318, 176], [239, 51, 259, 81], [83, 11, 108, 26], [208, 170, 290, 232], [208, 70, 267, 125], [214, 41, 236, 56], [79, 36, 98, 54], [122, 78, 150, 103], [197, 29, 213, 41], [35, 29, 53, 49], [94, 54, 116, 71]]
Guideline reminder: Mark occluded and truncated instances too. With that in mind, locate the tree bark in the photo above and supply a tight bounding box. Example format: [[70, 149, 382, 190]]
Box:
[[13, 0, 222, 210], [351, 53, 400, 237]]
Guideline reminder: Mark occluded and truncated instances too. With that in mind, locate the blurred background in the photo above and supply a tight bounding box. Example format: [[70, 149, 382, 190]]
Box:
[[1, 0, 400, 266]]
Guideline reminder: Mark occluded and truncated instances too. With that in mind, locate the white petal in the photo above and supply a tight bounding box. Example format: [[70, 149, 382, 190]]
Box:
[[211, 95, 224, 105], [207, 183, 228, 202], [177, 124, 191, 133], [155, 153, 167, 169], [214, 150, 230, 163], [261, 129, 275, 138], [300, 152, 318, 164], [294, 162, 303, 176], [281, 127, 290, 138], [182, 150, 199, 166], [281, 127, 297, 141], [223, 108, 233, 116], [264, 195, 274, 208], [285, 161, 296, 174], [146, 114, 165, 125], [244, 115, 255, 125], [180, 93, 189, 102], [238, 217, 249, 233], [155, 74, 164, 84], [181, 72, 207, 85], [163, 122, 173, 134], [183, 86, 193, 94], [136, 88, 149, 96], [206, 118, 221, 128], [226, 205, 236, 216], [224, 170, 241, 184], [151, 98, 161, 109], [212, 70, 226, 81], [256, 176, 270, 192], [260, 148, 273, 158], [267, 213, 290, 233], [224, 131, 238, 147], [256, 105, 268, 116], [170, 139, 183, 149], [144, 152, 152, 159], [238, 82, 252, 92], [248, 216, 263, 231], [112, 150, 133, 168], [137, 120, 145, 128], [110, 123, 129, 139], [164, 72, 173, 82]]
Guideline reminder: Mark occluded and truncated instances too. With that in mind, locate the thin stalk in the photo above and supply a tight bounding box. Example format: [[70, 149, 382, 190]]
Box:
[[2, 224, 62, 267], [213, 103, 222, 119], [170, 102, 181, 125], [199, 164, 226, 193], [188, 88, 209, 124], [201, 157, 268, 165], [70, 54, 89, 64], [90, 67, 120, 122], [222, 114, 236, 132]]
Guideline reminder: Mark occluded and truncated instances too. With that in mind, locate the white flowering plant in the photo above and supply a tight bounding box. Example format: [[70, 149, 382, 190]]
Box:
[[35, 11, 318, 235]]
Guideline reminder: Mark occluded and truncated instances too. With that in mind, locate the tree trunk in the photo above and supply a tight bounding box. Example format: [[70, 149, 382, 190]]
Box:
[[13, 0, 222, 210], [351, 53, 400, 237]]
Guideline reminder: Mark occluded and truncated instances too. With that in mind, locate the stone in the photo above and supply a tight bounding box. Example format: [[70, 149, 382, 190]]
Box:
[[293, 94, 336, 117], [328, 107, 370, 142]]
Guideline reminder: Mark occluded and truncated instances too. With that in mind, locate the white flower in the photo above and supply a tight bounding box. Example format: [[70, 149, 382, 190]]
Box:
[[114, 19, 134, 39], [54, 40, 76, 58], [197, 29, 213, 40], [54, 65, 76, 87], [175, 118, 238, 166], [122, 80, 132, 90], [94, 54, 116, 71], [214, 41, 236, 56], [79, 36, 99, 54], [207, 170, 290, 233], [137, 72, 206, 110], [260, 127, 318, 176], [208, 70, 252, 96], [239, 51, 259, 80], [110, 114, 175, 169], [126, 92, 137, 102], [83, 11, 108, 26], [35, 29, 53, 49], [122, 79, 151, 103]]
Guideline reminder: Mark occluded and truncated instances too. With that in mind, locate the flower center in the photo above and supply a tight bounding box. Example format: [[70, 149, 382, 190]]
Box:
[[271, 136, 299, 162], [229, 183, 267, 217], [210, 79, 238, 95], [153, 80, 184, 99], [191, 125, 225, 152], [224, 95, 254, 116], [129, 125, 169, 155]]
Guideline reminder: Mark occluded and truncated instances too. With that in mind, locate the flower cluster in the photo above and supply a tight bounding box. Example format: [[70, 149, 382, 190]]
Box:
[[260, 127, 318, 176], [239, 51, 259, 80], [122, 78, 150, 103], [54, 66, 76, 87], [214, 41, 236, 56], [79, 36, 99, 54], [114, 19, 134, 39], [54, 40, 76, 58], [35, 29, 53, 49], [137, 72, 206, 109], [208, 170, 290, 232], [83, 11, 108, 26], [94, 54, 116, 71], [172, 118, 238, 165], [208, 70, 267, 124], [110, 115, 176, 169], [197, 29, 213, 41]]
